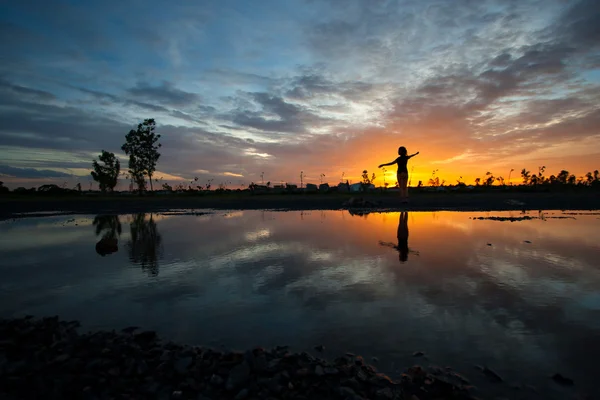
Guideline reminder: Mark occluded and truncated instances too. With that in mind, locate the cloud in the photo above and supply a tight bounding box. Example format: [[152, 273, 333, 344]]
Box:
[[127, 81, 201, 107], [0, 78, 56, 102], [0, 0, 599, 188], [0, 164, 72, 178]]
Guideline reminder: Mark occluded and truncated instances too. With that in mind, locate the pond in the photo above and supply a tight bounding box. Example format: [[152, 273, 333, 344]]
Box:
[[1, 210, 599, 399]]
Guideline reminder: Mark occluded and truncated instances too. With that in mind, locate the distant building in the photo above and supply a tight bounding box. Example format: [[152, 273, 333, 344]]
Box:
[[318, 183, 330, 192], [337, 182, 350, 192], [305, 183, 318, 192], [349, 183, 375, 192]]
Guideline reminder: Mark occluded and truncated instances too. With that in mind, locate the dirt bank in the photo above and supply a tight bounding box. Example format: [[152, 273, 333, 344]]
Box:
[[1, 191, 599, 219]]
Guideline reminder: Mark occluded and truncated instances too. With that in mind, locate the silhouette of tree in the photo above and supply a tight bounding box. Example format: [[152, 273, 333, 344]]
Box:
[[121, 119, 162, 193], [428, 177, 440, 187], [127, 213, 163, 276], [91, 150, 120, 192], [484, 172, 495, 186], [361, 170, 375, 191], [520, 168, 530, 185], [538, 166, 546, 184], [0, 181, 8, 194], [507, 169, 514, 185], [557, 170, 569, 184]]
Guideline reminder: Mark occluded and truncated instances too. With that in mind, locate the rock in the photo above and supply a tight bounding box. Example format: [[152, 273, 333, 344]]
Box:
[[121, 326, 139, 334], [175, 356, 193, 374], [314, 344, 325, 353], [487, 243, 492, 246], [161, 350, 172, 361], [134, 330, 157, 342], [371, 357, 379, 363], [234, 388, 248, 400], [412, 351, 425, 357], [315, 365, 325, 376], [376, 387, 394, 399], [0, 316, 485, 400], [252, 355, 267, 372], [54, 354, 70, 363], [267, 358, 281, 370], [210, 374, 224, 386], [482, 366, 503, 383], [356, 369, 368, 382], [137, 360, 149, 375], [551, 373, 574, 386], [226, 361, 250, 390], [340, 386, 357, 397], [523, 240, 532, 243]]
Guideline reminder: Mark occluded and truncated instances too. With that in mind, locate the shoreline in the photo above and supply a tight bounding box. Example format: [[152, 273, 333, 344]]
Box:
[[1, 191, 599, 219], [1, 316, 478, 400]]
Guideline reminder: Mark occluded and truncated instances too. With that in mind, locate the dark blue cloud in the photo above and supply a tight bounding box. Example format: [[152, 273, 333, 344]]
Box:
[[0, 165, 72, 178]]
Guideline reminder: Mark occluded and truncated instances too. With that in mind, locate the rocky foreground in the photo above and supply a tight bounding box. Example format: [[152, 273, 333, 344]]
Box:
[[1, 316, 480, 400]]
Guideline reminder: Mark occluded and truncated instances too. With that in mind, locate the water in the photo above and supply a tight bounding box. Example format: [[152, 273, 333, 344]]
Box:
[[1, 210, 599, 399]]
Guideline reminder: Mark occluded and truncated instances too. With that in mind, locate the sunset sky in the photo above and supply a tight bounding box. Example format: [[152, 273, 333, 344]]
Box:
[[0, 0, 599, 189]]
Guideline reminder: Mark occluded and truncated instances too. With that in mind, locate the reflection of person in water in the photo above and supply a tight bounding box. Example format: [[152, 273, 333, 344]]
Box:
[[93, 215, 121, 256], [379, 212, 417, 262], [127, 213, 163, 276]]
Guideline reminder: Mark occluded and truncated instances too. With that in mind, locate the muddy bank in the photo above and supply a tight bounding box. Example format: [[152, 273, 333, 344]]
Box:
[[0, 316, 480, 400], [1, 191, 599, 219]]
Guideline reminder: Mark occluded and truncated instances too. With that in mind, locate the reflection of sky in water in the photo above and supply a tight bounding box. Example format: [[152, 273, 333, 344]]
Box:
[[0, 210, 599, 399]]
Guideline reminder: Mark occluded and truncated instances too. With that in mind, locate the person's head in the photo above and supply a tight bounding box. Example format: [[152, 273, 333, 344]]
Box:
[[398, 146, 407, 156]]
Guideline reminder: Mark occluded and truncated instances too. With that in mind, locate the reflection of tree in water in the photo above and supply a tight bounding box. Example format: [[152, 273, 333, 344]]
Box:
[[93, 215, 122, 256], [127, 213, 163, 276]]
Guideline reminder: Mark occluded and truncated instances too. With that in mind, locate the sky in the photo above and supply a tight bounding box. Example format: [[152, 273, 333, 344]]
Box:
[[0, 0, 599, 189]]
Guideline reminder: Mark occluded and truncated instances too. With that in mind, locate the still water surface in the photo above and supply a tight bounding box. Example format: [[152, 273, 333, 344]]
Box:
[[1, 210, 599, 399]]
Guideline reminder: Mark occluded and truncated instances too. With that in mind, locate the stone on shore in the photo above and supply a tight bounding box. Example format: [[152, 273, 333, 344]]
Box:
[[1, 316, 480, 400]]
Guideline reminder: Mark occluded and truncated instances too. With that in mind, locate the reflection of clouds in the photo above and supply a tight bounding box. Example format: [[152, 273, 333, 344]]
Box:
[[0, 216, 94, 252], [222, 211, 244, 219], [244, 228, 270, 242], [2, 211, 600, 398]]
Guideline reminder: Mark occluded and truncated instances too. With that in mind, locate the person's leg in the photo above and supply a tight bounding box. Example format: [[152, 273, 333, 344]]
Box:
[[399, 173, 408, 201]]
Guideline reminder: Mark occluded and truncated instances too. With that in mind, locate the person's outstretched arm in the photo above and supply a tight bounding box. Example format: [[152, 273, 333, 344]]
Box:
[[408, 151, 420, 158], [378, 158, 398, 168]]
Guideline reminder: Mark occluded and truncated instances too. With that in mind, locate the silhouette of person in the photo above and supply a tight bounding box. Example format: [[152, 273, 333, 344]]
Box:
[[378, 146, 419, 203], [379, 212, 417, 262]]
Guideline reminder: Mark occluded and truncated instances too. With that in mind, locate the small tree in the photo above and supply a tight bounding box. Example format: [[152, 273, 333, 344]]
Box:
[[520, 168, 530, 185], [361, 170, 375, 191], [557, 170, 569, 184], [484, 172, 495, 186], [0, 181, 8, 194], [121, 119, 162, 193], [91, 150, 120, 192]]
